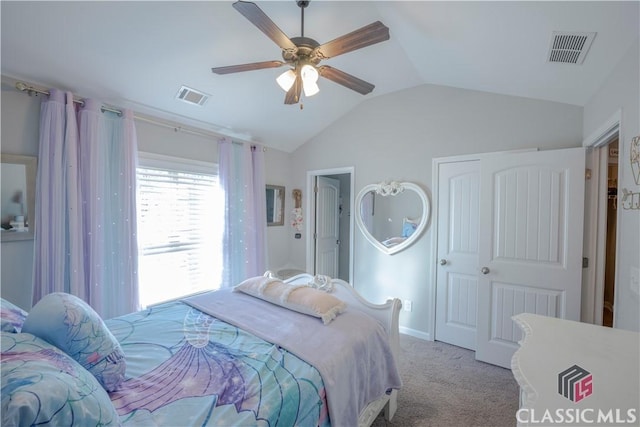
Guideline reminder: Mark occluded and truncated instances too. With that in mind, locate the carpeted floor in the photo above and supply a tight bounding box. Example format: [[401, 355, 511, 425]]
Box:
[[371, 334, 519, 427]]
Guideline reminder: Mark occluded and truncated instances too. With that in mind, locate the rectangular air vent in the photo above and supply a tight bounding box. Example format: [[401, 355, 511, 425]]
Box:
[[176, 85, 210, 106], [548, 31, 596, 65]]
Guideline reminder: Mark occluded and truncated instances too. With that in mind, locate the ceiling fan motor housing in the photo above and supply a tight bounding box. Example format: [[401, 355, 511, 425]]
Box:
[[283, 36, 321, 65]]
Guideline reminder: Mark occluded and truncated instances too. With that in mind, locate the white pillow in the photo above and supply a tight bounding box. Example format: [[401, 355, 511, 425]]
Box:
[[234, 276, 346, 325]]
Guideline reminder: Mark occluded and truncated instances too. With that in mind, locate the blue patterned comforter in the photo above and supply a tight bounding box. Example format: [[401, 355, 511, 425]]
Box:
[[105, 300, 330, 427]]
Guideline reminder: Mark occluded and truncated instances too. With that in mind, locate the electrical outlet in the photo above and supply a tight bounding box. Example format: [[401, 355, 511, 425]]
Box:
[[404, 300, 412, 312]]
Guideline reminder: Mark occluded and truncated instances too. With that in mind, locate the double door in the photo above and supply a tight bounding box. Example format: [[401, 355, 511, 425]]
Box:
[[435, 148, 585, 368]]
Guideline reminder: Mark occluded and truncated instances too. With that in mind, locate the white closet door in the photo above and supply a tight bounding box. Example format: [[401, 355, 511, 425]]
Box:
[[435, 160, 481, 350], [475, 147, 585, 368], [315, 176, 340, 277]]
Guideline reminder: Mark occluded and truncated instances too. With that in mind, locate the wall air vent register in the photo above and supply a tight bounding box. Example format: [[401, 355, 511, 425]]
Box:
[[176, 85, 210, 106], [548, 31, 596, 65]]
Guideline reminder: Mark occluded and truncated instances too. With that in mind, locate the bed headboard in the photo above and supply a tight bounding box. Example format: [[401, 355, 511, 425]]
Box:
[[284, 273, 402, 365]]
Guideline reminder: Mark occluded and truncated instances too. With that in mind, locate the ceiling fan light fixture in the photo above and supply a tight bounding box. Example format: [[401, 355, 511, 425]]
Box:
[[303, 80, 320, 97], [276, 69, 296, 91], [301, 63, 320, 97], [301, 63, 319, 83]]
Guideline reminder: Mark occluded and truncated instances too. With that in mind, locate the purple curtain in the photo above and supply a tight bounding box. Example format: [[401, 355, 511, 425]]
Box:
[[218, 138, 266, 288], [33, 89, 139, 318]]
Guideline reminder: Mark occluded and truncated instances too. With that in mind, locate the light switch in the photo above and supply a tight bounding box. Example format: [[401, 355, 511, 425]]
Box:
[[631, 266, 640, 297]]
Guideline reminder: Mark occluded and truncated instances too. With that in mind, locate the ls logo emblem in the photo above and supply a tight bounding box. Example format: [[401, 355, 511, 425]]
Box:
[[558, 365, 593, 403]]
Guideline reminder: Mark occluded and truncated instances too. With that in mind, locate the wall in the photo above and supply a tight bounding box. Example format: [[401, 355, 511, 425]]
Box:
[[7, 71, 630, 337], [289, 83, 583, 338], [1, 82, 39, 310], [264, 147, 294, 272], [0, 76, 291, 310], [583, 38, 640, 331]]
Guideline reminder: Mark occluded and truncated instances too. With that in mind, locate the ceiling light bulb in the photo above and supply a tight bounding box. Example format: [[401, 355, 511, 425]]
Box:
[[303, 81, 320, 97], [276, 69, 296, 92], [301, 64, 319, 84]]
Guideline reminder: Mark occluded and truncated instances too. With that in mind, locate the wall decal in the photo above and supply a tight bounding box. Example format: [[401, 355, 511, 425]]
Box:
[[631, 135, 640, 185]]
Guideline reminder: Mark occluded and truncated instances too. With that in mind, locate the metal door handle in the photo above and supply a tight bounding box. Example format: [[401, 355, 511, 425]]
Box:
[[439, 259, 447, 266], [481, 266, 490, 274]]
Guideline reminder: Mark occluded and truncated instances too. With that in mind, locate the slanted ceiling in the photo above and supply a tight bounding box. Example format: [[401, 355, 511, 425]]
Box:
[[1, 1, 638, 152]]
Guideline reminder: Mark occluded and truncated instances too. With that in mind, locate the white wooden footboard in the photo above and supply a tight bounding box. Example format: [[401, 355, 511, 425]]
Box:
[[283, 273, 402, 426]]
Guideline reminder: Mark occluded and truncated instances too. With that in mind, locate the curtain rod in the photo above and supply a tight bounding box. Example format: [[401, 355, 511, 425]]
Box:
[[14, 81, 264, 148], [15, 81, 122, 115]]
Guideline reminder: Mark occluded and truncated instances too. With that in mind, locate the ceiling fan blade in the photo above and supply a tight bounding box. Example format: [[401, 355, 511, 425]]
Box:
[[212, 60, 285, 75], [284, 75, 302, 104], [233, 1, 297, 52], [313, 21, 390, 60], [318, 65, 375, 95]]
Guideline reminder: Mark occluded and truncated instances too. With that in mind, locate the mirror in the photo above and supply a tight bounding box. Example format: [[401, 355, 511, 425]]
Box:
[[266, 185, 285, 226], [355, 181, 430, 255], [1, 154, 37, 242]]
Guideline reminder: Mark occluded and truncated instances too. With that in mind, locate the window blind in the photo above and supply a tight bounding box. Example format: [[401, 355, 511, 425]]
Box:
[[136, 156, 222, 307]]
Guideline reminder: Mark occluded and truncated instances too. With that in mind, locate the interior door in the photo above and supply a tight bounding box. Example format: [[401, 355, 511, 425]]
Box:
[[475, 147, 585, 368], [435, 160, 481, 350], [315, 176, 340, 277]]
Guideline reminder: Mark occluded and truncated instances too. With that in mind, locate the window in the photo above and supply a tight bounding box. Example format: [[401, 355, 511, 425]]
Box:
[[136, 153, 223, 307]]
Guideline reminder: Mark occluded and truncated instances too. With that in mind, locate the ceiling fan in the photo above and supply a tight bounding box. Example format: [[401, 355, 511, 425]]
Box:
[[212, 0, 390, 105]]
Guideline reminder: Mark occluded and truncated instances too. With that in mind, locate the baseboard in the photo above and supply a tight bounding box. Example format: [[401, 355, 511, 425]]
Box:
[[399, 326, 432, 341]]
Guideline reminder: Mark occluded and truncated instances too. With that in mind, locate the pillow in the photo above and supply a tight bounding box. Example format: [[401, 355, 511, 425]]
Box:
[[1, 332, 120, 426], [21, 292, 125, 391], [234, 276, 346, 324], [402, 217, 418, 238], [0, 298, 28, 333]]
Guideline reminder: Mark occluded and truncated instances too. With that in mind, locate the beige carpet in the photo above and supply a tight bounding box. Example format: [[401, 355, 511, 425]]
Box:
[[372, 334, 519, 427]]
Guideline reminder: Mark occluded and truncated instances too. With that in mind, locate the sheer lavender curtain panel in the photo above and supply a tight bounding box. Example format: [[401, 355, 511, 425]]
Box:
[[33, 89, 139, 318], [218, 138, 267, 288]]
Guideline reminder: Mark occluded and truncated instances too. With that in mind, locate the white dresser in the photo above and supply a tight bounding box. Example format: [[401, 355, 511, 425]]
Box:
[[511, 313, 639, 426]]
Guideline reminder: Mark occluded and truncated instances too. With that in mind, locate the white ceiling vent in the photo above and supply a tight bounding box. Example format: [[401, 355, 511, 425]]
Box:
[[176, 85, 210, 106], [548, 31, 596, 65]]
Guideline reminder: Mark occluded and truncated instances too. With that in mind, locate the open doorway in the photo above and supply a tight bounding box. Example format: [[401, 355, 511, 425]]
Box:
[[603, 139, 619, 327], [583, 113, 621, 327], [306, 168, 354, 282]]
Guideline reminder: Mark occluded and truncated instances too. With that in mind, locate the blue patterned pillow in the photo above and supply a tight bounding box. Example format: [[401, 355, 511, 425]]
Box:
[[1, 332, 120, 426], [21, 292, 126, 391], [0, 298, 29, 333]]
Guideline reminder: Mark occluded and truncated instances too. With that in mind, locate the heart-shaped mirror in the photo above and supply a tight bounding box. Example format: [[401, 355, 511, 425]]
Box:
[[355, 181, 430, 255]]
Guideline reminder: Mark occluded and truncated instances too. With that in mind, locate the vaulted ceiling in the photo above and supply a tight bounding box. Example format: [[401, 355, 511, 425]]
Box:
[[2, 1, 638, 152]]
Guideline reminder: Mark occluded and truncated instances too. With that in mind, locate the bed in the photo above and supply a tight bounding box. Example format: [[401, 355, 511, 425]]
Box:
[[1, 273, 402, 427]]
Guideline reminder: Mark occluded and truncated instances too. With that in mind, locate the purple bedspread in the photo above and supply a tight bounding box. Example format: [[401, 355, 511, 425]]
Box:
[[183, 289, 402, 427]]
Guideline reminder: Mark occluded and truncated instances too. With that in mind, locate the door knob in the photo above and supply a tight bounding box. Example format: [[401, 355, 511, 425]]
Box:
[[439, 259, 447, 266], [481, 266, 490, 274]]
